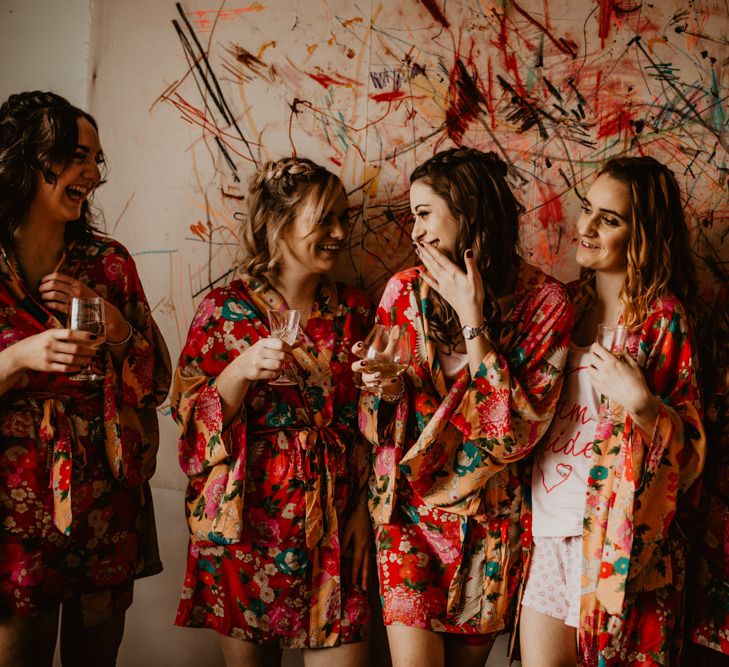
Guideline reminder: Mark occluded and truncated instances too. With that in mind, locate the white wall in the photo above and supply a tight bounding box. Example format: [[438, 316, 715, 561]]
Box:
[[0, 0, 91, 106]]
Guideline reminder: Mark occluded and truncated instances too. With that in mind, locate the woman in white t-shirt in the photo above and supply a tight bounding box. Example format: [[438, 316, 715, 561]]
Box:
[[519, 157, 705, 666]]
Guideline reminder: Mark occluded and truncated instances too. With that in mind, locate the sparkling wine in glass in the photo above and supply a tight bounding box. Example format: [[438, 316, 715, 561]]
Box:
[[267, 309, 300, 386], [355, 324, 411, 394], [69, 296, 106, 382], [596, 324, 629, 424]]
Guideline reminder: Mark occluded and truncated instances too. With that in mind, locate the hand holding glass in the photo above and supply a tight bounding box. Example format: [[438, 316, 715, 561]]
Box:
[[267, 309, 300, 386], [355, 324, 411, 394], [69, 297, 106, 382], [596, 324, 629, 424]]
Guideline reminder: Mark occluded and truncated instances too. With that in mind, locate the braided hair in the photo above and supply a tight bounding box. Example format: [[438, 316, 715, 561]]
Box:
[[0, 91, 102, 249], [241, 156, 345, 279], [410, 147, 523, 351]]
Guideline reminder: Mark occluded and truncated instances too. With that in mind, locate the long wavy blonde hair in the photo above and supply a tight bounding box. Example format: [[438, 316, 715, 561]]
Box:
[[409, 147, 524, 351], [589, 156, 697, 327], [240, 157, 344, 279]]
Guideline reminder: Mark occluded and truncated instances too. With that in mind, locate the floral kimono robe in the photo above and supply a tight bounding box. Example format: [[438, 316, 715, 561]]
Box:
[[358, 261, 572, 635], [0, 236, 170, 625], [521, 279, 706, 666], [172, 275, 373, 648]]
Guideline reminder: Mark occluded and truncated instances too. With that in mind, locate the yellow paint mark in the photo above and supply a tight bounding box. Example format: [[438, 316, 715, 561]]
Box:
[[363, 165, 380, 197], [257, 40, 276, 59], [306, 43, 318, 55], [341, 16, 363, 28], [646, 36, 668, 52]]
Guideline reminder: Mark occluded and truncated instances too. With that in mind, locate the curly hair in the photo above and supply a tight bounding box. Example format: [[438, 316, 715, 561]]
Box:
[[0, 91, 103, 249], [409, 147, 524, 351], [593, 156, 698, 327], [240, 156, 345, 279]]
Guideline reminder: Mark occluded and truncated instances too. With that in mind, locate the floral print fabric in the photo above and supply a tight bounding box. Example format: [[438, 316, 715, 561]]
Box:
[[359, 261, 572, 635], [172, 275, 373, 647], [0, 236, 171, 624], [521, 279, 706, 666]]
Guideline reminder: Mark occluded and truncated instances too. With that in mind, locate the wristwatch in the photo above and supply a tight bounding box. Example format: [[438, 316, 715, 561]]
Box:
[[462, 321, 489, 340]]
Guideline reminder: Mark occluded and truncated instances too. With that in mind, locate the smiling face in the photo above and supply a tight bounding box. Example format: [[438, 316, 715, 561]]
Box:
[[410, 179, 459, 259], [576, 174, 632, 276], [279, 187, 349, 277], [30, 117, 103, 226]]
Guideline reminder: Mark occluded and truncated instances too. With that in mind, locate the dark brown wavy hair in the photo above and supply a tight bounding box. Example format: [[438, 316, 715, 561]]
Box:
[[410, 147, 524, 351], [591, 156, 698, 327], [241, 157, 345, 280], [0, 91, 103, 249]]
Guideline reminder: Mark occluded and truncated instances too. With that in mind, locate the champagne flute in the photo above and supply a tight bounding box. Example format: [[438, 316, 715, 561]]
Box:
[[69, 296, 106, 382], [267, 309, 300, 386], [355, 324, 411, 394], [596, 324, 629, 424]]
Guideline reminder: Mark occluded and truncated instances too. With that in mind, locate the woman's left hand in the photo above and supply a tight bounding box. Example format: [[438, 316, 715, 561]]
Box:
[[38, 272, 129, 341], [416, 244, 485, 326], [587, 342, 660, 434], [342, 496, 372, 590]]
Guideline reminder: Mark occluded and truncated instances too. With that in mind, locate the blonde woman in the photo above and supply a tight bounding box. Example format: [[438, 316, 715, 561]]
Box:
[[173, 158, 373, 666]]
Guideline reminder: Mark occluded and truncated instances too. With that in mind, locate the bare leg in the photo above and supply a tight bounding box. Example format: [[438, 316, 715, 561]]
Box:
[[520, 606, 577, 667], [386, 625, 445, 667], [218, 634, 283, 667], [59, 598, 125, 667], [303, 640, 371, 667], [445, 633, 496, 667], [0, 608, 59, 667]]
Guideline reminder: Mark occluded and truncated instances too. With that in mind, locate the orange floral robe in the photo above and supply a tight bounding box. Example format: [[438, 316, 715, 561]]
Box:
[[359, 261, 573, 635]]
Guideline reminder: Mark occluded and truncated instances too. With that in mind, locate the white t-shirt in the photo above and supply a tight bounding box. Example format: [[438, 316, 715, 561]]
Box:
[[531, 344, 599, 537]]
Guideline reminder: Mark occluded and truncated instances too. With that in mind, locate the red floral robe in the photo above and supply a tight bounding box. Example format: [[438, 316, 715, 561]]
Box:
[[172, 275, 373, 648], [0, 235, 170, 626], [358, 261, 573, 635]]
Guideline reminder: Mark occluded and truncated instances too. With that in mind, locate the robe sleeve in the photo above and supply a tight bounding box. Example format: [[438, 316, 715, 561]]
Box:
[[401, 281, 573, 515], [171, 290, 251, 545]]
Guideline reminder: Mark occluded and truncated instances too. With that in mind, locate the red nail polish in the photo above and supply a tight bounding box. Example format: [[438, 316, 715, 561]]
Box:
[[465, 249, 473, 259]]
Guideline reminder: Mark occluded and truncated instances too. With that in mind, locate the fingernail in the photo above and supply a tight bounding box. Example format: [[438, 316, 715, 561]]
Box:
[[360, 360, 367, 367], [374, 373, 381, 379], [415, 268, 420, 275], [89, 334, 98, 340], [465, 249, 473, 259], [411, 241, 417, 247]]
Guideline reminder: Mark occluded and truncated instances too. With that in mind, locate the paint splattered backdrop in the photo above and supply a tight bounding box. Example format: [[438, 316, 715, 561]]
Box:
[[88, 0, 727, 476]]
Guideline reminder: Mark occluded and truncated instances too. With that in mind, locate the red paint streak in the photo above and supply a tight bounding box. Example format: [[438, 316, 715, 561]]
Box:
[[444, 43, 486, 145], [597, 104, 633, 140], [536, 183, 565, 230], [509, 0, 578, 57], [598, 0, 613, 47], [306, 71, 361, 89], [329, 156, 342, 166], [370, 90, 409, 103], [497, 14, 525, 96], [419, 0, 450, 28]]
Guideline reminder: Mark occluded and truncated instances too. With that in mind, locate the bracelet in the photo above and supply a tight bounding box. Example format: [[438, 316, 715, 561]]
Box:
[[379, 380, 405, 403], [106, 321, 133, 346]]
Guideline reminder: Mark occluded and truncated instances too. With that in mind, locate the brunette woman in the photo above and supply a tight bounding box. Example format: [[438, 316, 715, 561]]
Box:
[[355, 147, 573, 667], [0, 91, 170, 666]]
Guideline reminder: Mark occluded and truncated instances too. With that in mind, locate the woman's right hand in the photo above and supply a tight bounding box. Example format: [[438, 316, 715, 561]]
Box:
[[351, 341, 404, 399], [234, 337, 295, 382], [8, 329, 98, 374]]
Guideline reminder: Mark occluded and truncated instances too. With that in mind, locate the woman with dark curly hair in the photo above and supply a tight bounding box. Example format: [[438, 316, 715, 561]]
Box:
[[172, 157, 373, 666], [354, 147, 573, 667], [519, 156, 706, 667], [0, 91, 170, 666]]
